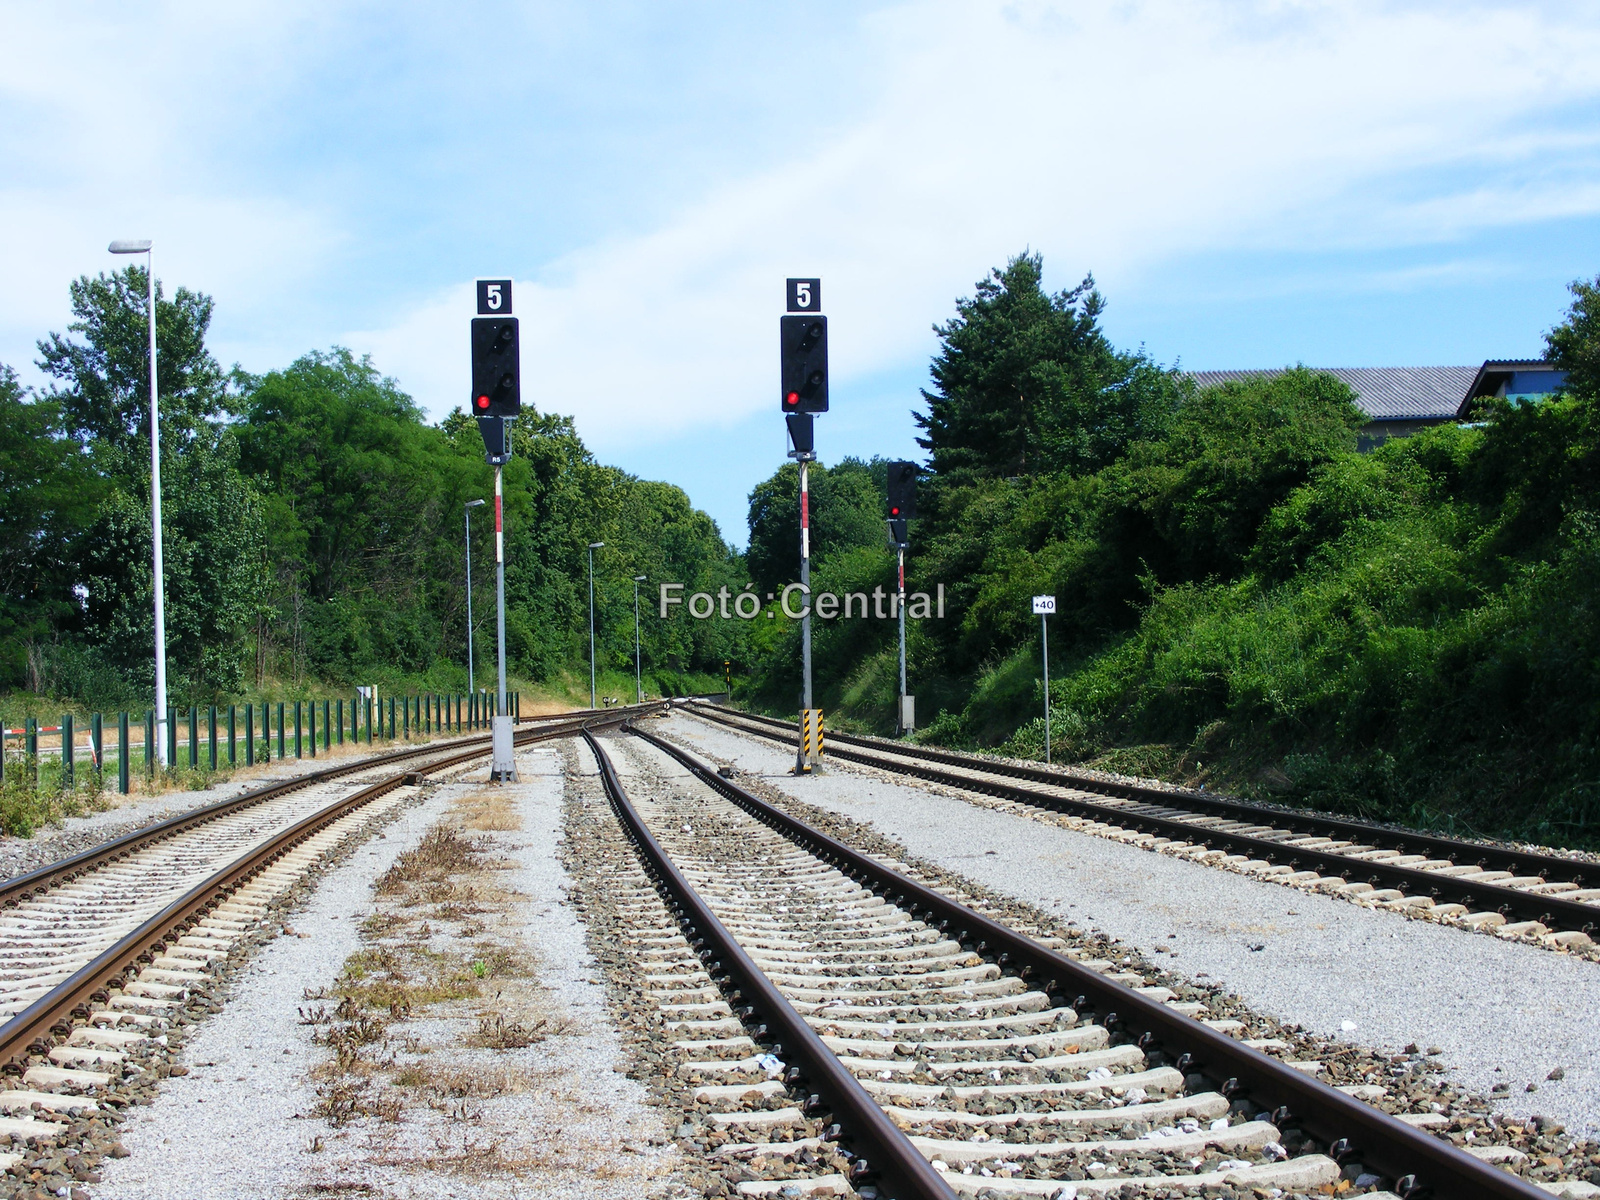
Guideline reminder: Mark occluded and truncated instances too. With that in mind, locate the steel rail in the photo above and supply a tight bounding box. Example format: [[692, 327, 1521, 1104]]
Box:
[[701, 704, 1594, 885], [580, 729, 956, 1200], [633, 722, 1546, 1200], [689, 705, 1598, 936], [1, 701, 667, 908], [0, 705, 659, 1076]]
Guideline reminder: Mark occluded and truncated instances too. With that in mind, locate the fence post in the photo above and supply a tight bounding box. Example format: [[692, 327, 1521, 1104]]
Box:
[[208, 706, 218, 771], [308, 700, 316, 758], [118, 712, 130, 794], [144, 711, 154, 776], [364, 698, 372, 744], [322, 699, 330, 751], [276, 702, 285, 759], [165, 708, 176, 770], [228, 705, 237, 766], [26, 718, 37, 788], [62, 714, 74, 791], [295, 700, 303, 759], [336, 699, 344, 746], [186, 706, 197, 769], [91, 712, 103, 781]]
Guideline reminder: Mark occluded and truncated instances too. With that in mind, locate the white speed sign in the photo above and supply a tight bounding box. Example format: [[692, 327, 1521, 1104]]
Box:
[[1032, 595, 1056, 615]]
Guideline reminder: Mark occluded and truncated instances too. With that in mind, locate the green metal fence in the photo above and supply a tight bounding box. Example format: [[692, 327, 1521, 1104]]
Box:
[[0, 689, 521, 795]]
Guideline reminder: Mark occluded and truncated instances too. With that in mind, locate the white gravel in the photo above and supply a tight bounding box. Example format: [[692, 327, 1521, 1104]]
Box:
[[0, 735, 462, 882], [663, 712, 1600, 1140], [97, 744, 676, 1199]]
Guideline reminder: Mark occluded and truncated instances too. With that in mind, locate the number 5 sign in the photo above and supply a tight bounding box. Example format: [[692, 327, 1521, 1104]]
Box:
[[786, 278, 821, 312], [476, 279, 513, 315], [1032, 595, 1056, 615]]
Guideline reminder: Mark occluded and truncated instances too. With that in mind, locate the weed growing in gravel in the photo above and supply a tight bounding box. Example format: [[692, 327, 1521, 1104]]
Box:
[[313, 1076, 402, 1126], [463, 1014, 552, 1049], [376, 825, 487, 894]]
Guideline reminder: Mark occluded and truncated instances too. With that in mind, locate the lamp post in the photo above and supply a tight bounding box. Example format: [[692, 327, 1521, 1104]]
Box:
[[109, 239, 166, 767], [632, 574, 647, 704], [587, 542, 604, 708], [464, 499, 486, 693]]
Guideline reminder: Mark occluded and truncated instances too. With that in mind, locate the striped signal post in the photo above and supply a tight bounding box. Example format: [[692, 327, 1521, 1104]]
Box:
[[782, 278, 828, 774], [469, 278, 520, 782], [886, 462, 917, 734]]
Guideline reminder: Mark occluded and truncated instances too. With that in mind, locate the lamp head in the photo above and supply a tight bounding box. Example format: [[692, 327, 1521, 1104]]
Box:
[[108, 239, 152, 254], [588, 541, 604, 549], [465, 499, 486, 508]]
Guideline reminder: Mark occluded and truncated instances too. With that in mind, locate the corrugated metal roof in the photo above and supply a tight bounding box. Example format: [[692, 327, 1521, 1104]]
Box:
[[1186, 366, 1479, 421]]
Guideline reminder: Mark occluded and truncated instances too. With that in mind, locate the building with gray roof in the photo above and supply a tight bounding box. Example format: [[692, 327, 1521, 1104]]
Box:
[[1186, 361, 1564, 451]]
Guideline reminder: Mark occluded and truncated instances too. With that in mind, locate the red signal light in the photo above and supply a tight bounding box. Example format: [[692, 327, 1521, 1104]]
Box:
[[785, 391, 799, 407], [476, 395, 490, 409], [890, 506, 900, 516]]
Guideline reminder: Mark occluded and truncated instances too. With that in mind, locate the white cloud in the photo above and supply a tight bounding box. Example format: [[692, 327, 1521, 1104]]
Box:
[[344, 0, 1600, 449], [6, 0, 1600, 448]]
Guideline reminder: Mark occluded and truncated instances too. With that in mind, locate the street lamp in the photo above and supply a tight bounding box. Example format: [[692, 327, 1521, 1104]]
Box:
[[464, 500, 486, 693], [109, 239, 166, 767], [632, 575, 647, 705], [587, 542, 604, 708]]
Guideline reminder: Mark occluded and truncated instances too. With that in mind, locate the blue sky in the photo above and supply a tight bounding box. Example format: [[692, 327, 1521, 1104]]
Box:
[[4, 1, 1600, 545]]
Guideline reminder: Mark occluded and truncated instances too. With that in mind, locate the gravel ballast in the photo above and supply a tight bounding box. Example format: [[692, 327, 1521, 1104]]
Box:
[[95, 744, 677, 1200], [662, 712, 1600, 1141]]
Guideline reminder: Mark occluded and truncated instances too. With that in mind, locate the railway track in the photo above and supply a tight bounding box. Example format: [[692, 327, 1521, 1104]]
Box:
[[686, 704, 1600, 948], [0, 702, 664, 1185], [575, 721, 1560, 1200]]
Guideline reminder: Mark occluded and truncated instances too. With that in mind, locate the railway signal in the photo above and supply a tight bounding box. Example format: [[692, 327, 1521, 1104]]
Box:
[[779, 315, 829, 413], [471, 317, 521, 418], [470, 279, 519, 781], [885, 460, 916, 547], [885, 461, 918, 733], [784, 279, 827, 773]]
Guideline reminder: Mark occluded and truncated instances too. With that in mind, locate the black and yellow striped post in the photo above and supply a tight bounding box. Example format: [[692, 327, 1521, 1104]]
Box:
[[798, 708, 825, 773]]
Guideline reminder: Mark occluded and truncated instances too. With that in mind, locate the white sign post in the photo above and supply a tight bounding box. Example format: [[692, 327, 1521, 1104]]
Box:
[[1032, 596, 1055, 763]]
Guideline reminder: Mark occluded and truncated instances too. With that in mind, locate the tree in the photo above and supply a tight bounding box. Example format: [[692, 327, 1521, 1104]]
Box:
[[33, 268, 256, 701], [1465, 275, 1600, 560], [746, 458, 888, 595], [36, 266, 226, 465], [915, 253, 1180, 482], [237, 350, 479, 683], [0, 366, 102, 686], [79, 431, 265, 699]]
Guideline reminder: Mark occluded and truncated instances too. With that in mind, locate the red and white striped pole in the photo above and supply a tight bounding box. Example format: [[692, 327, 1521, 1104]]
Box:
[[797, 457, 813, 771], [494, 465, 506, 719]]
